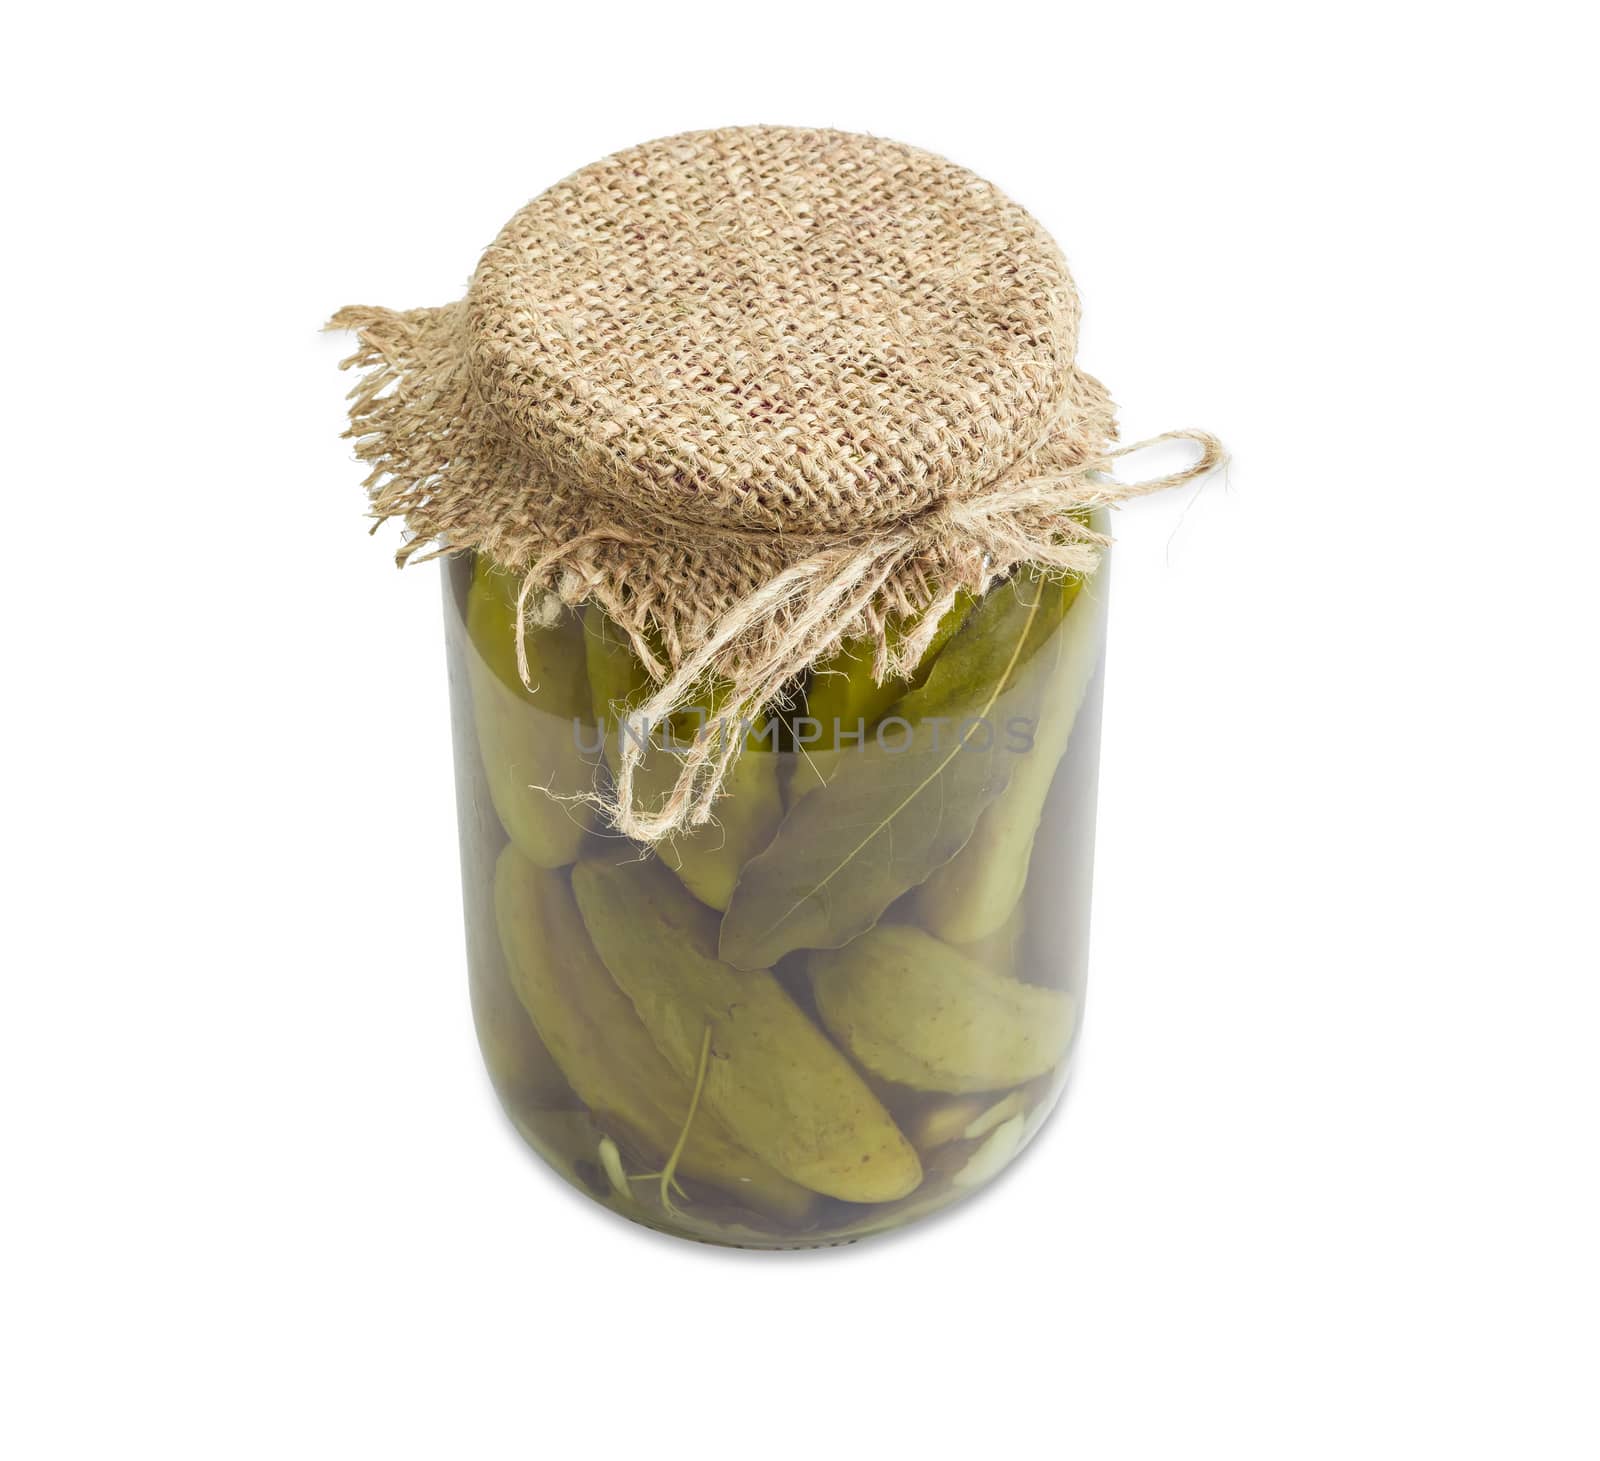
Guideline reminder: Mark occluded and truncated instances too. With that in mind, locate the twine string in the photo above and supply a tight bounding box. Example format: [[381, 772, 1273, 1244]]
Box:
[[568, 429, 1223, 840]]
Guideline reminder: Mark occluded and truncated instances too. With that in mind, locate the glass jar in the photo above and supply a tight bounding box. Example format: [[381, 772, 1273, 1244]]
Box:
[[442, 536, 1108, 1248]]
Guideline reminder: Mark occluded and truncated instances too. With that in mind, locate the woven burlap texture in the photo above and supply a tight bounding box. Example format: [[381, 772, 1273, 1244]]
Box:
[[331, 126, 1224, 840]]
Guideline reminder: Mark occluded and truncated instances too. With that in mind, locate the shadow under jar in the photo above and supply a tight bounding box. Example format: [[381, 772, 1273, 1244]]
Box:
[[443, 531, 1108, 1249]]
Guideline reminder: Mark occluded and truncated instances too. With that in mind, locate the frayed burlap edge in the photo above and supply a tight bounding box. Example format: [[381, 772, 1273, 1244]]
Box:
[[329, 302, 1224, 841]]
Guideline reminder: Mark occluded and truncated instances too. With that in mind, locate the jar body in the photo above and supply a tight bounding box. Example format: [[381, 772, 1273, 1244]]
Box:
[[443, 546, 1107, 1248]]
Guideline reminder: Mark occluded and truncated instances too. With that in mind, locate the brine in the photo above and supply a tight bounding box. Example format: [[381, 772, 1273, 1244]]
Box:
[[443, 535, 1108, 1248]]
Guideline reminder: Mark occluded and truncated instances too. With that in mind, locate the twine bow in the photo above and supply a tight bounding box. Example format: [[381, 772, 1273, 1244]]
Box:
[[524, 428, 1225, 841]]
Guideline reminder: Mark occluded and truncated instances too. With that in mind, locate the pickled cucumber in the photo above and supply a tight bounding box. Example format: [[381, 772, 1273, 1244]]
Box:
[[571, 855, 923, 1203], [789, 592, 974, 802], [582, 606, 781, 910], [905, 1096, 994, 1150], [952, 904, 1024, 980], [493, 845, 815, 1222], [468, 936, 573, 1110], [905, 1090, 1028, 1150], [915, 569, 1105, 943], [467, 562, 597, 867], [806, 924, 1077, 1093], [951, 1114, 1027, 1188]]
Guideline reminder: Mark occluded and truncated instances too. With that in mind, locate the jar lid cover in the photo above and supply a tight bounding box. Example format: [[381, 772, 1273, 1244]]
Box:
[[466, 126, 1084, 537]]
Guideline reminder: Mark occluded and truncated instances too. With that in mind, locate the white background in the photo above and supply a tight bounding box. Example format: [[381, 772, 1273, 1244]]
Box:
[[4, 3, 1596, 1456]]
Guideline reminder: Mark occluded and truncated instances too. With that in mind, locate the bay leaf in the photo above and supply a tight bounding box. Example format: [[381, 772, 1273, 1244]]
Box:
[[718, 567, 1078, 969]]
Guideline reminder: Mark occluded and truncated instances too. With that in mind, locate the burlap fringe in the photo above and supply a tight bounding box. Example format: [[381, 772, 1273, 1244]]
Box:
[[331, 306, 1224, 841]]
